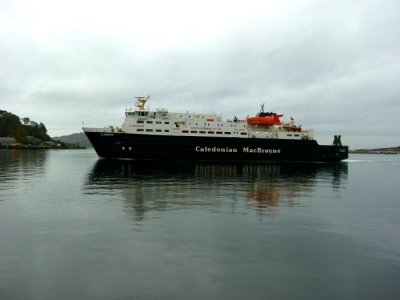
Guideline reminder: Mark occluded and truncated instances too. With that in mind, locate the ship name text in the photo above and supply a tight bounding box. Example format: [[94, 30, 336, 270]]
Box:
[[195, 146, 281, 154], [195, 146, 238, 153], [243, 147, 281, 154]]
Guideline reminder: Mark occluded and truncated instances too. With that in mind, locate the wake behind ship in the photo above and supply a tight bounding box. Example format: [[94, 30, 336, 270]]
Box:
[[83, 97, 348, 162]]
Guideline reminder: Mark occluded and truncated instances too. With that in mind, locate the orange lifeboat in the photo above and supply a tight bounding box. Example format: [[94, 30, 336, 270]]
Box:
[[282, 117, 301, 132], [247, 113, 283, 126], [282, 125, 302, 132]]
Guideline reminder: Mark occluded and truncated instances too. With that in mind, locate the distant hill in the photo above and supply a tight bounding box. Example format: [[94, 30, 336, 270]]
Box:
[[52, 132, 92, 148], [351, 146, 400, 154]]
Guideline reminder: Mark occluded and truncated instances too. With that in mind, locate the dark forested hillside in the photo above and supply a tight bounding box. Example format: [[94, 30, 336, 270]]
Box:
[[0, 110, 51, 143]]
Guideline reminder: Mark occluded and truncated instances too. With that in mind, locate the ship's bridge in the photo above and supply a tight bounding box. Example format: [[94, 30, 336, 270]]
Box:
[[125, 110, 149, 117]]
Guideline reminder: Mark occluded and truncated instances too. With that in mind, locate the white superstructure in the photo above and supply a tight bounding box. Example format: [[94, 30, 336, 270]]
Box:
[[84, 97, 314, 140]]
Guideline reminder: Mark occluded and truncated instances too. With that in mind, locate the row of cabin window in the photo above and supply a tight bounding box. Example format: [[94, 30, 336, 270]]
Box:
[[183, 131, 247, 136], [136, 113, 212, 119], [137, 120, 245, 127], [175, 114, 214, 119], [137, 120, 170, 124], [136, 129, 170, 132], [137, 128, 247, 135], [184, 123, 244, 127], [132, 112, 218, 119]]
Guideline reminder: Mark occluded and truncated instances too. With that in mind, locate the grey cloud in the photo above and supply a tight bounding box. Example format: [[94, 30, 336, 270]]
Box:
[[1, 0, 399, 148]]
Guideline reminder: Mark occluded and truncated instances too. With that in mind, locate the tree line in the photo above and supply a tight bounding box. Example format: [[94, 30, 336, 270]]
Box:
[[0, 110, 51, 143]]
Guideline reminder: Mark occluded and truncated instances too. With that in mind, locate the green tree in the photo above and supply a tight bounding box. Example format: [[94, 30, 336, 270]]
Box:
[[39, 122, 47, 133], [14, 126, 28, 142], [0, 112, 22, 136]]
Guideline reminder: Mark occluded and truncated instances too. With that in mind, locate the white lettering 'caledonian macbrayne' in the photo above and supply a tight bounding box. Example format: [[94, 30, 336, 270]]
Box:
[[195, 146, 281, 154]]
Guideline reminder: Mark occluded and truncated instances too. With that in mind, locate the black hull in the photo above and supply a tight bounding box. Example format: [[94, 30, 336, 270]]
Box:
[[84, 132, 348, 162]]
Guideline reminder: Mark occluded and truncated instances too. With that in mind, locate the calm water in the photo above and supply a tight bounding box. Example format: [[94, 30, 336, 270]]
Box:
[[0, 150, 399, 300]]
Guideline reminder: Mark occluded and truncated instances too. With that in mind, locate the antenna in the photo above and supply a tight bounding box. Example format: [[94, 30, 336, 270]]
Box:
[[135, 96, 149, 111]]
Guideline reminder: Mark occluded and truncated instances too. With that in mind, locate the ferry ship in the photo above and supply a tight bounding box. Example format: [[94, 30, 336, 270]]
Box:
[[83, 96, 348, 162]]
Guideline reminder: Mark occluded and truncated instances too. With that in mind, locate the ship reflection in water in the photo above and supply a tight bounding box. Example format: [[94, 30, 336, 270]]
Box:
[[84, 160, 348, 220]]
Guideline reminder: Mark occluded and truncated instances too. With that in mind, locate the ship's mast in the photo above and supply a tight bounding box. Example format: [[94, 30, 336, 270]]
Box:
[[135, 96, 149, 111]]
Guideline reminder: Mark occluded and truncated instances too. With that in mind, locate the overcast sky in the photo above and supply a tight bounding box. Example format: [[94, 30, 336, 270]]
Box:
[[1, 0, 399, 148]]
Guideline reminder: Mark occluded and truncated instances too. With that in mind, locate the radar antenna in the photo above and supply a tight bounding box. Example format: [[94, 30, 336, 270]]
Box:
[[135, 96, 149, 111]]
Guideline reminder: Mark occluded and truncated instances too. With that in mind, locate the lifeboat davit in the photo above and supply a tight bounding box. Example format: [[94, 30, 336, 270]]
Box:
[[247, 113, 283, 126]]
